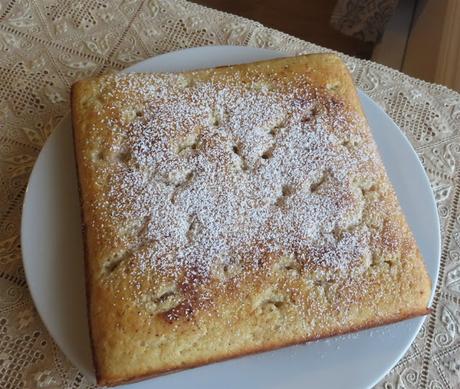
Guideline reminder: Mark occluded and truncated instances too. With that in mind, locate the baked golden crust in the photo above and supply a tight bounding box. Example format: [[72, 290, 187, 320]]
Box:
[[71, 54, 431, 386]]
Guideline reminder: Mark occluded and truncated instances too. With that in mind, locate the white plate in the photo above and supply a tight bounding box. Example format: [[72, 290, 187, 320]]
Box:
[[21, 46, 440, 389]]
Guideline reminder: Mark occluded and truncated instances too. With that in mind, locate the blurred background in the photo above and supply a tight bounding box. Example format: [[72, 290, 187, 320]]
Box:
[[194, 0, 460, 92]]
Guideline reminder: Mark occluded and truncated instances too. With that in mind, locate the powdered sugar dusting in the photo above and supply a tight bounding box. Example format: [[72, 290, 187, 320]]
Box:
[[88, 71, 383, 286]]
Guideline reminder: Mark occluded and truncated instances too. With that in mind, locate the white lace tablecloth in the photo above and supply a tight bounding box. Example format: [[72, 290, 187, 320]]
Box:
[[0, 1, 459, 388]]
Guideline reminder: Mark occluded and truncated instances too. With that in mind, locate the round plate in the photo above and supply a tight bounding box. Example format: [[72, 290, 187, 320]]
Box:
[[21, 46, 440, 389]]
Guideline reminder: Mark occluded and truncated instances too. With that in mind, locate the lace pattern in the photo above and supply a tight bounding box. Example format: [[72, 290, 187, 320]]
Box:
[[331, 0, 399, 43]]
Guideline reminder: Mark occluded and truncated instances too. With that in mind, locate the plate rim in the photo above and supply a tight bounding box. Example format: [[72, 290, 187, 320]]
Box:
[[20, 45, 441, 389]]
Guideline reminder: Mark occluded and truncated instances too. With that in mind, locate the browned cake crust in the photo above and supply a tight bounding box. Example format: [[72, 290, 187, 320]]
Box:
[[71, 54, 431, 386]]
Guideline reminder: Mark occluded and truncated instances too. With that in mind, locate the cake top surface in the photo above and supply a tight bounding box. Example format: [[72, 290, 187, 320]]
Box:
[[81, 59, 388, 301]]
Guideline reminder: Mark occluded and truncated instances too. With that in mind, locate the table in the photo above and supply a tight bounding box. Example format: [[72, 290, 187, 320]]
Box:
[[0, 1, 459, 388]]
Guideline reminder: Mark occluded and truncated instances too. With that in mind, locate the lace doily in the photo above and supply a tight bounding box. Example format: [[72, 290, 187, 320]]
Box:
[[0, 1, 459, 388]]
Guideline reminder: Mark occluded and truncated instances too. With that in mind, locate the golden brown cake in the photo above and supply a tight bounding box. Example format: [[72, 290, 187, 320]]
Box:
[[71, 53, 431, 386]]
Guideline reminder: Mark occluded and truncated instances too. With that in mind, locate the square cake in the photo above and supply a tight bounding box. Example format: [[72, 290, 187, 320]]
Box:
[[71, 53, 431, 386]]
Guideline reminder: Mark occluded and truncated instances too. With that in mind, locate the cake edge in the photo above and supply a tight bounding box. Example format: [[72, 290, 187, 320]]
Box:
[[71, 83, 102, 383], [100, 308, 430, 386]]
